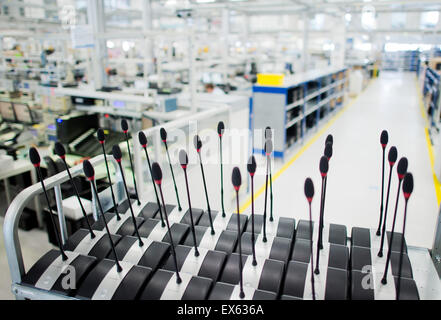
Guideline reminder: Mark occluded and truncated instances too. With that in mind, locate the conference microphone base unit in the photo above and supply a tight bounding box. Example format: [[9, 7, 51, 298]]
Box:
[[76, 260, 152, 300], [21, 250, 97, 297], [140, 270, 213, 300]]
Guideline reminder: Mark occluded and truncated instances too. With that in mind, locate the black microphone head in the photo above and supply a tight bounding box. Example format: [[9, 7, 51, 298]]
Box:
[[121, 119, 129, 132], [388, 146, 398, 165], [160, 127, 167, 142], [381, 130, 388, 147], [324, 142, 333, 159], [29, 147, 41, 167], [397, 157, 408, 179], [264, 139, 273, 155], [232, 167, 242, 191], [326, 134, 333, 146], [138, 131, 148, 147], [402, 172, 414, 199], [265, 127, 272, 139], [217, 121, 225, 137], [112, 145, 122, 161], [151, 162, 163, 184], [83, 160, 95, 180], [320, 156, 329, 177], [54, 142, 66, 158], [247, 156, 257, 176], [304, 178, 314, 202], [97, 128, 105, 143], [179, 149, 188, 168], [194, 135, 202, 152]]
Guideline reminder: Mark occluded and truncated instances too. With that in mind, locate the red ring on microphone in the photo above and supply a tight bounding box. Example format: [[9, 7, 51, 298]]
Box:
[[404, 192, 411, 199], [181, 164, 187, 169], [307, 197, 313, 203], [87, 176, 95, 181], [249, 172, 255, 177], [234, 186, 240, 191], [398, 173, 405, 180], [154, 179, 162, 185], [142, 144, 147, 148]]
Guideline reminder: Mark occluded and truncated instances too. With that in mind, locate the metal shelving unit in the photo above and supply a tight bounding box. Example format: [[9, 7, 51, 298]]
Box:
[[251, 67, 348, 158]]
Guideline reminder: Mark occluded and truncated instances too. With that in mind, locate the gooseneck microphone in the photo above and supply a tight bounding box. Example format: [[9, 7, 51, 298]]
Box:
[[320, 141, 333, 244], [377, 130, 389, 236], [262, 140, 273, 243], [54, 142, 95, 239], [112, 145, 144, 247], [179, 149, 199, 257], [218, 121, 226, 218], [232, 167, 245, 299], [121, 119, 140, 205], [378, 146, 398, 257], [397, 173, 413, 300], [138, 131, 165, 227], [160, 127, 182, 211], [247, 155, 258, 266], [381, 157, 408, 285], [83, 160, 122, 272], [194, 135, 215, 235], [315, 156, 329, 275], [97, 128, 121, 221], [29, 148, 68, 261], [152, 162, 182, 284], [304, 177, 316, 300], [265, 127, 274, 222]]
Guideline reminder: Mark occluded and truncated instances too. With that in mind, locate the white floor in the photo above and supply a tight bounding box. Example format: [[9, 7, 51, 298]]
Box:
[[0, 71, 439, 300], [248, 71, 439, 250]]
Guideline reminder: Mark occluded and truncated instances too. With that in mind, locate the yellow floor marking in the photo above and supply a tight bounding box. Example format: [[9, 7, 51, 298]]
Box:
[[240, 80, 374, 213], [415, 77, 441, 206]]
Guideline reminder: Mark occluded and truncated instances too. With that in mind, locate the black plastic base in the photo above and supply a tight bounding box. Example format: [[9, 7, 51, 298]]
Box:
[[162, 245, 227, 282], [110, 235, 170, 271], [208, 282, 277, 300], [239, 232, 292, 265], [139, 269, 212, 300], [22, 249, 97, 297], [138, 218, 189, 245], [63, 228, 122, 260], [220, 253, 285, 295], [76, 259, 152, 300]]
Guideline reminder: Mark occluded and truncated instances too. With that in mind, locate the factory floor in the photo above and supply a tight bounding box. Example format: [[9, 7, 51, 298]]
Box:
[[248, 71, 439, 250], [0, 71, 439, 300]]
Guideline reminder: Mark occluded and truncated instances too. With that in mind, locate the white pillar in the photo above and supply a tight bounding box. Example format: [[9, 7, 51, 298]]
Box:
[[221, 8, 230, 84], [302, 12, 309, 72], [87, 0, 107, 89]]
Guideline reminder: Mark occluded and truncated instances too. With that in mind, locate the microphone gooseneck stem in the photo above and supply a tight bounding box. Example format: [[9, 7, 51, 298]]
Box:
[[158, 184, 182, 284], [61, 159, 95, 238], [183, 169, 199, 257], [100, 143, 121, 221], [118, 162, 144, 247], [320, 175, 328, 245], [262, 157, 269, 243], [269, 156, 273, 222], [164, 142, 182, 211], [36, 167, 68, 261], [199, 152, 215, 235], [91, 180, 122, 272], [396, 199, 408, 300], [220, 138, 225, 218], [236, 190, 245, 299], [308, 202, 316, 300], [143, 147, 165, 227], [378, 164, 393, 257], [251, 175, 257, 266], [315, 177, 325, 275], [377, 148, 386, 236], [124, 133, 140, 205], [381, 179, 402, 284]]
